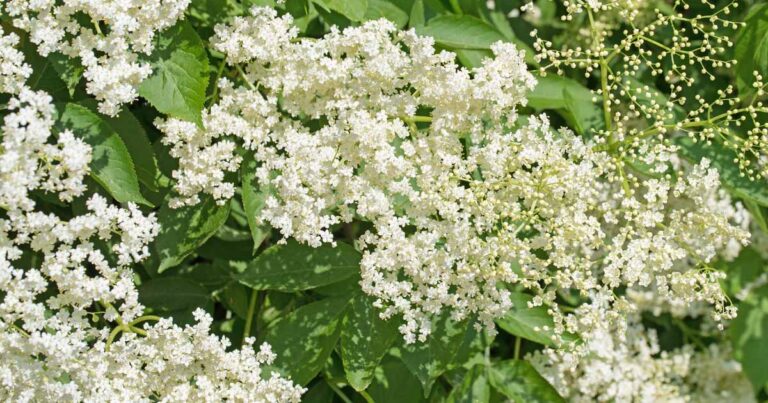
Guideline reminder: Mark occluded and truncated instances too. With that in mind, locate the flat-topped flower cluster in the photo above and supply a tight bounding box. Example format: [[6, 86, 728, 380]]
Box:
[[0, 1, 759, 400], [158, 7, 749, 344], [0, 7, 304, 402]]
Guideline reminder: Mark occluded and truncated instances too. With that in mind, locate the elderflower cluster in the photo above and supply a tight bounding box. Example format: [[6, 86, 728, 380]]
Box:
[[0, 31, 303, 401], [0, 27, 31, 94], [3, 0, 190, 115], [533, 0, 768, 180], [158, 7, 748, 343], [529, 312, 754, 403]]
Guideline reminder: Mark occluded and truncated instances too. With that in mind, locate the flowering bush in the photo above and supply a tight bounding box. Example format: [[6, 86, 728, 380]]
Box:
[[1, 0, 767, 401]]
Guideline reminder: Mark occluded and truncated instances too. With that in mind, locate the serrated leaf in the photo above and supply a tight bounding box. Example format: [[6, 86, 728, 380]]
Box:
[[237, 240, 360, 291], [489, 360, 564, 402], [676, 136, 768, 206], [265, 297, 351, 385], [313, 0, 368, 22], [734, 4, 768, 95], [139, 20, 209, 124], [399, 314, 471, 396], [495, 292, 575, 347], [57, 103, 151, 206], [416, 15, 505, 50], [240, 155, 270, 252], [365, 0, 409, 28], [154, 196, 231, 273], [79, 99, 159, 191], [341, 293, 400, 391]]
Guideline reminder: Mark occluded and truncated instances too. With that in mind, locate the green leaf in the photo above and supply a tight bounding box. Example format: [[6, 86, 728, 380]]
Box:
[[18, 34, 70, 99], [139, 20, 209, 124], [488, 360, 564, 402], [154, 196, 231, 273], [220, 282, 250, 319], [365, 0, 409, 28], [197, 237, 255, 261], [725, 247, 768, 391], [527, 75, 603, 136], [313, 0, 368, 22], [730, 270, 768, 391], [416, 15, 505, 50], [48, 53, 83, 96], [237, 239, 361, 291], [409, 0, 425, 28], [367, 356, 427, 402], [446, 365, 490, 403], [676, 136, 768, 206], [399, 314, 471, 396], [454, 49, 493, 69], [265, 297, 351, 385], [340, 293, 400, 391], [561, 85, 603, 136], [79, 99, 159, 191], [487, 11, 537, 65], [139, 276, 212, 325], [734, 4, 768, 95], [57, 103, 151, 206], [240, 155, 270, 252], [495, 292, 575, 347]]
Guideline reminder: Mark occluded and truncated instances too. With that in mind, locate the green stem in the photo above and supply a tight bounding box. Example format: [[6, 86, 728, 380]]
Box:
[[513, 336, 522, 360], [400, 115, 433, 124], [208, 60, 227, 106], [359, 390, 375, 403], [235, 64, 257, 91], [327, 381, 353, 403], [129, 315, 162, 327], [106, 325, 125, 350], [243, 289, 261, 343]]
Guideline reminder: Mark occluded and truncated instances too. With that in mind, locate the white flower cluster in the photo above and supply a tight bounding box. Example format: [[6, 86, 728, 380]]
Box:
[[530, 311, 754, 403], [0, 27, 31, 94], [158, 7, 748, 343], [3, 0, 190, 115], [0, 29, 303, 401]]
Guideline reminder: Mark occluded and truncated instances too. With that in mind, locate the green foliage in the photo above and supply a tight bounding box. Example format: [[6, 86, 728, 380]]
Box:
[[340, 293, 400, 390], [446, 365, 490, 403], [496, 292, 577, 347], [488, 360, 565, 402], [676, 136, 768, 206], [237, 240, 361, 291], [17, 0, 768, 400], [735, 3, 768, 95], [265, 297, 351, 385], [79, 99, 160, 191], [139, 20, 209, 125], [398, 314, 472, 396], [416, 15, 505, 50], [57, 103, 152, 206], [527, 75, 603, 136], [313, 0, 368, 22], [153, 196, 231, 273], [139, 276, 213, 324], [240, 155, 271, 251]]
